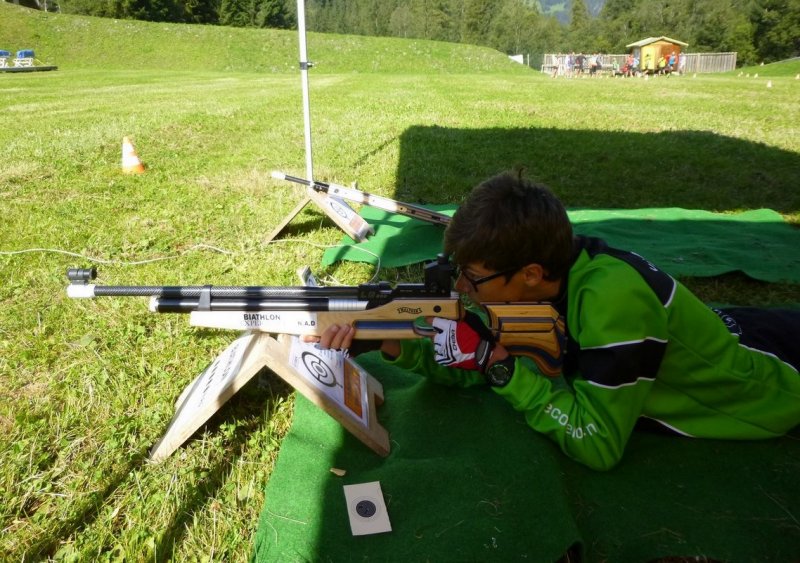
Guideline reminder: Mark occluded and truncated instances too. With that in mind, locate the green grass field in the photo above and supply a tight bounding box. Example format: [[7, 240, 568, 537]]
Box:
[[1, 2, 799, 560]]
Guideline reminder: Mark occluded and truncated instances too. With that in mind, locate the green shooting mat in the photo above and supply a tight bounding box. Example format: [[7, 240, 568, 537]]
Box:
[[321, 206, 800, 283], [252, 354, 800, 562]]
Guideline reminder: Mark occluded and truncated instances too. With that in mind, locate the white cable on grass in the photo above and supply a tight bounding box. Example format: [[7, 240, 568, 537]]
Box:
[[0, 244, 233, 265], [267, 238, 382, 283], [0, 239, 383, 283]]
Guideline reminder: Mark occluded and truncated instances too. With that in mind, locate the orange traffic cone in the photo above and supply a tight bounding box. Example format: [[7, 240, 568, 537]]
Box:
[[121, 137, 145, 174]]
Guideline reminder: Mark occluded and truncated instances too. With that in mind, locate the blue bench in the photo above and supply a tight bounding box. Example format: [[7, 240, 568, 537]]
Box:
[[14, 49, 35, 67]]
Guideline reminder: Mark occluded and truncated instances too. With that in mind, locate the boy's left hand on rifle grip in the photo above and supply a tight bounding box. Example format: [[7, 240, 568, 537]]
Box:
[[431, 311, 496, 372], [301, 324, 355, 350], [302, 325, 401, 359]]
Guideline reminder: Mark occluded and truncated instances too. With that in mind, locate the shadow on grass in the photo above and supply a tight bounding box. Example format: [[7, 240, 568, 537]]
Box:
[[391, 126, 800, 214], [315, 125, 800, 289], [293, 125, 800, 286]]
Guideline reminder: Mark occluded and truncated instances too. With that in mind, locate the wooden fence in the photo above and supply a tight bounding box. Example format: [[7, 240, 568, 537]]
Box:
[[681, 52, 737, 73], [538, 52, 737, 75]]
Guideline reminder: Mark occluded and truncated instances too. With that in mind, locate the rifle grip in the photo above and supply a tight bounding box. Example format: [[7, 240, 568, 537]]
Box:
[[483, 303, 565, 377]]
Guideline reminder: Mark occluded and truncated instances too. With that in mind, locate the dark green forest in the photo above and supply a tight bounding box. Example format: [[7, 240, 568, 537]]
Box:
[[7, 0, 799, 64]]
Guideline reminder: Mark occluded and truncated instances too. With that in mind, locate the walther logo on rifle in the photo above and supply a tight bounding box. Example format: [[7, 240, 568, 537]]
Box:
[[396, 306, 423, 315]]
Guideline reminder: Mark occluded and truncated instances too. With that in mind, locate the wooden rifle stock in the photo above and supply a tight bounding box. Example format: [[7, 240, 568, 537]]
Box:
[[187, 297, 463, 339], [483, 303, 565, 377]]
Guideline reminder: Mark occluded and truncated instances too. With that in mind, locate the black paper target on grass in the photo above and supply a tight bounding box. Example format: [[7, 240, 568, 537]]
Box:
[[301, 351, 340, 387]]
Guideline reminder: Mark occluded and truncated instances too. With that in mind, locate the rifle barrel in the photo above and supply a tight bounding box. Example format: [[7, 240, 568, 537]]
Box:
[[73, 285, 361, 299], [151, 297, 369, 313]]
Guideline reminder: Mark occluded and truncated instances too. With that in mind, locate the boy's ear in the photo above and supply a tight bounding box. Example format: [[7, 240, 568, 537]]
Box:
[[521, 263, 545, 286]]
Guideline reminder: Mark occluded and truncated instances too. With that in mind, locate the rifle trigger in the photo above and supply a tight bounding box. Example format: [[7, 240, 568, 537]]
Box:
[[198, 286, 212, 311]]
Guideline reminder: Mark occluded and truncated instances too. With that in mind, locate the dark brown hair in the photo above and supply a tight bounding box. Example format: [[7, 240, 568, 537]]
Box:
[[444, 171, 573, 281]]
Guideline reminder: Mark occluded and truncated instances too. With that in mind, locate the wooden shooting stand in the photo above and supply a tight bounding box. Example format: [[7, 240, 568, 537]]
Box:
[[267, 171, 452, 244], [265, 187, 374, 244], [149, 267, 390, 462], [150, 331, 388, 461]]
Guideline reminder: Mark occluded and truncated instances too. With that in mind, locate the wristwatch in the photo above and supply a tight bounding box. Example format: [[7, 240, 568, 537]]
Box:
[[484, 355, 515, 388]]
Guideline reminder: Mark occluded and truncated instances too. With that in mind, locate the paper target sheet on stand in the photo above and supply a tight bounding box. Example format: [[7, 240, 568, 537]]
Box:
[[265, 334, 390, 457]]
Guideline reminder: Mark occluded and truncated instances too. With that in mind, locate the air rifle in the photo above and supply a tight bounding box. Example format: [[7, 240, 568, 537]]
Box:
[[66, 256, 564, 376], [272, 171, 451, 227]]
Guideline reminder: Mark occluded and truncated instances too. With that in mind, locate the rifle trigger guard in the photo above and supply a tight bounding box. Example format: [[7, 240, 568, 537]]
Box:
[[198, 286, 212, 311], [411, 319, 439, 338]]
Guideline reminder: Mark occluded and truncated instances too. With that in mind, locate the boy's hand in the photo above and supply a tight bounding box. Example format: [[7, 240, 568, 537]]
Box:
[[301, 325, 400, 359], [431, 311, 495, 372], [301, 324, 356, 350]]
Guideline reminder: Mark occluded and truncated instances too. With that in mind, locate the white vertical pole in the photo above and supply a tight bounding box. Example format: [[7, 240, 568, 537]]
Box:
[[290, 0, 373, 241], [297, 0, 314, 182]]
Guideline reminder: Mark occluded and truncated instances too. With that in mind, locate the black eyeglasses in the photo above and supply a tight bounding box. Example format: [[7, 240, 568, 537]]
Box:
[[454, 265, 521, 292]]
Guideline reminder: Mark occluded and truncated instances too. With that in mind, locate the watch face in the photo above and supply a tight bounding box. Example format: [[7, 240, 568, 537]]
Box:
[[487, 361, 512, 387]]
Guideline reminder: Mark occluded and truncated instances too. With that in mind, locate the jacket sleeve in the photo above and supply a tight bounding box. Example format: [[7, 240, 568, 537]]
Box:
[[384, 339, 486, 388], [387, 339, 656, 471], [493, 360, 655, 471]]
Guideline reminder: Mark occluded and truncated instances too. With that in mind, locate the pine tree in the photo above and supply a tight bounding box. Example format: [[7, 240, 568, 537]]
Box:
[[461, 0, 498, 45], [219, 0, 251, 26], [568, 0, 592, 51], [489, 0, 540, 54], [751, 0, 800, 61], [181, 0, 222, 23]]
